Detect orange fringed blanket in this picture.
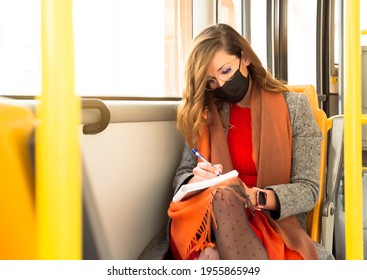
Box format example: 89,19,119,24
168,179,303,260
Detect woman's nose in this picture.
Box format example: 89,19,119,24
217,79,225,87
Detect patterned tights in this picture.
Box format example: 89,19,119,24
198,187,268,260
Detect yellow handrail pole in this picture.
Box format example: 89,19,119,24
343,0,364,259
36,0,81,259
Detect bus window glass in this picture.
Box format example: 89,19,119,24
334,0,340,66
0,0,41,96
74,0,165,97
218,0,242,34
192,0,215,38
0,0,190,98
249,0,267,71
287,0,317,86
362,0,367,46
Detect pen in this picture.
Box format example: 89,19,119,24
191,148,222,176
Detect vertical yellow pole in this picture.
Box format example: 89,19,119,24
37,0,81,259
343,0,364,259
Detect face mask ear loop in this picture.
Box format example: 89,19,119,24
239,50,244,71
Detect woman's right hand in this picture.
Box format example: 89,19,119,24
189,162,223,183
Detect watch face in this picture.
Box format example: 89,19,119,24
258,191,267,206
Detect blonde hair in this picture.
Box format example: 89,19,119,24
177,23,287,147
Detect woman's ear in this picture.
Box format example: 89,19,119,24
241,50,250,66
241,50,245,59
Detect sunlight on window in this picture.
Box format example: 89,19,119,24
218,0,242,34
0,0,41,95
0,0,184,98
362,0,367,46
249,0,267,70
74,0,165,97
287,0,317,86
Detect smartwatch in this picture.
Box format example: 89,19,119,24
256,189,267,206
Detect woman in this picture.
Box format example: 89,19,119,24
139,23,330,260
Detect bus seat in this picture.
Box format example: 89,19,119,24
286,85,330,243
0,98,36,259
324,115,344,257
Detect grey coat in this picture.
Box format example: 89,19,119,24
139,92,334,260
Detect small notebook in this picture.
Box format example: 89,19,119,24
172,170,239,202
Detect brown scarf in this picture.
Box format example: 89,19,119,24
200,82,318,259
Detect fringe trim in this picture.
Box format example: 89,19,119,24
185,197,214,258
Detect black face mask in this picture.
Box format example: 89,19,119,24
210,70,249,104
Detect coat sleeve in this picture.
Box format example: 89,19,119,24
267,92,322,220
172,142,197,195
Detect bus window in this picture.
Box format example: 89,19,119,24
0,0,41,96
0,0,190,98
217,0,243,34
192,0,243,38
74,0,165,98
249,0,268,72
287,0,317,86
362,0,367,46
192,0,216,38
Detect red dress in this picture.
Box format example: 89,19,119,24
227,104,257,186
227,105,264,242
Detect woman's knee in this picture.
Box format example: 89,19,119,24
198,246,220,260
